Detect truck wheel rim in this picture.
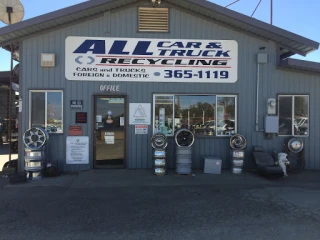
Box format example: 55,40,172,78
175,129,194,147
288,137,303,153
151,133,168,149
23,127,49,149
230,134,247,150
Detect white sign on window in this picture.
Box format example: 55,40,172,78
104,132,114,144
66,136,89,164
65,37,238,83
120,117,125,126
129,103,151,125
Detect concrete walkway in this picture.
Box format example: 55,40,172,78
0,140,319,190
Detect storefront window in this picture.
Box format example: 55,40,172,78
153,94,237,136
278,95,309,136
175,95,215,136
153,95,174,136
216,96,236,136
30,90,63,133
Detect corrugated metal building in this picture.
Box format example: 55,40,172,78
0,0,319,172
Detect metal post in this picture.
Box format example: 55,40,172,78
270,0,273,25
8,44,13,162
8,9,13,162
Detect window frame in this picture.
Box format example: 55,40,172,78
153,93,237,137
29,90,64,134
277,94,309,137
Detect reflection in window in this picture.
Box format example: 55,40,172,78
278,96,292,135
175,95,215,136
31,92,45,129
30,91,63,133
153,94,237,137
154,95,174,136
278,95,308,136
216,97,236,136
294,96,309,136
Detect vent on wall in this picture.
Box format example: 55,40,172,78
139,7,169,32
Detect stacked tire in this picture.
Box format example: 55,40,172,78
151,133,168,175
23,127,49,180
175,129,194,174
229,134,247,174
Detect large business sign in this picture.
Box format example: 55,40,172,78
65,37,238,83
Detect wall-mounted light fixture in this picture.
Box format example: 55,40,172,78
41,53,56,67
151,0,161,7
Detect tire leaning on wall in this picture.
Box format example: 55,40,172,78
175,129,195,147
151,133,168,149
175,129,195,174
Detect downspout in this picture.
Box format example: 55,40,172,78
255,63,260,131
255,52,268,132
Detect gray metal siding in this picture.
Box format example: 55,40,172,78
19,4,320,171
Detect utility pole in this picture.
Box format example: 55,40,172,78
270,0,273,25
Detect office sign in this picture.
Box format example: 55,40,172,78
65,37,238,83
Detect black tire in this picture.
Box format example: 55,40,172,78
284,138,305,173
2,159,18,173
175,129,194,147
287,137,304,153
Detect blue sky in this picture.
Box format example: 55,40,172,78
0,0,319,71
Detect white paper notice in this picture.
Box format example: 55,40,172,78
120,117,124,126
66,136,89,164
104,132,115,144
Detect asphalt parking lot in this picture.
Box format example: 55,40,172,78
0,168,320,240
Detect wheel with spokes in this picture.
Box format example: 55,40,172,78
230,134,247,150
23,127,49,149
151,133,168,149
175,129,194,147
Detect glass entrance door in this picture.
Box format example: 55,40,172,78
94,96,126,168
